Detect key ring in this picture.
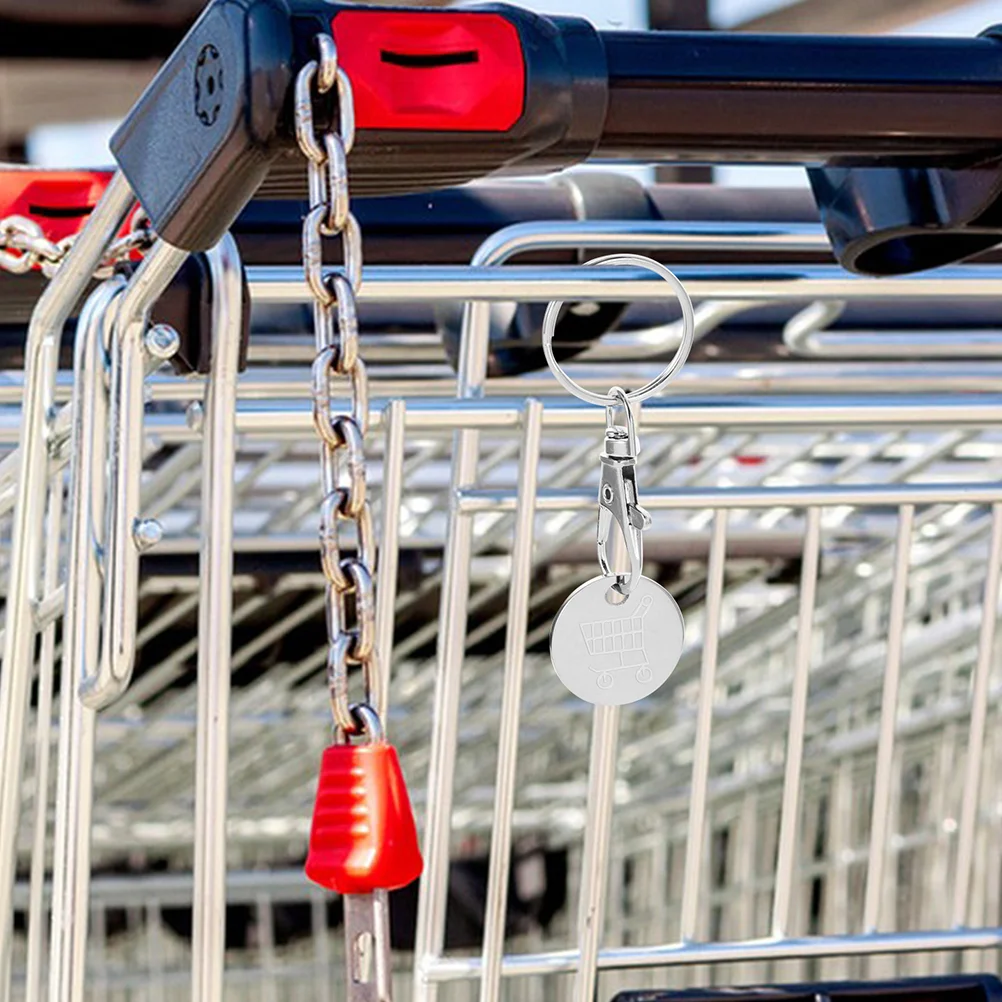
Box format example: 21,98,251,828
545,253,688,706
541,253,695,407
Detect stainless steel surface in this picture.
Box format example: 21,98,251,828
248,263,1002,305
79,239,189,710
191,233,242,1002
479,399,543,1002
4,214,1002,1000
24,471,61,1002
0,170,134,997
48,278,123,1002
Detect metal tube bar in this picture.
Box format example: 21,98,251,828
47,278,123,1002
109,395,1002,441
5,391,1002,451
374,399,407,723
92,361,1002,406
573,703,621,1002
461,482,1002,511
83,240,190,709
951,502,1002,927
423,927,1002,981
679,509,729,942
247,263,1002,305
191,233,242,1002
862,504,915,933
479,399,544,1002
426,221,829,265
413,234,515,1002
47,250,190,1001
0,172,133,993
770,505,821,938
24,471,63,1002
79,363,1002,402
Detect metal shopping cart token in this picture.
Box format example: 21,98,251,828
550,574,684,706
544,254,692,706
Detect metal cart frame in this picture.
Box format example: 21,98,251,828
5,3,1002,1000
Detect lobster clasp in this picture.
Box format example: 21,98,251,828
597,389,651,597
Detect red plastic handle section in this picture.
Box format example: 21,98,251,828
331,10,525,132
306,741,423,895
0,170,114,242
0,169,144,269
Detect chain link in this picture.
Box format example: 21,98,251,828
295,34,380,742
0,207,154,280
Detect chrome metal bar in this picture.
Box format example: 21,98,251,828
862,504,914,933
463,482,1002,512
951,501,1002,927
573,703,621,1002
680,509,729,942
24,470,63,1002
191,233,242,1002
771,505,821,938
79,361,1002,406
0,172,133,994
421,221,832,261
137,395,1002,439
375,399,407,722
47,277,124,1002
479,400,544,1002
48,244,190,1002
248,263,1002,306
413,235,503,1002
423,927,1002,981
82,240,190,710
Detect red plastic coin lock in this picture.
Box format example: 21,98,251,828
305,741,423,895
0,169,143,267
331,10,525,132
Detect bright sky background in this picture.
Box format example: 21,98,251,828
26,0,999,188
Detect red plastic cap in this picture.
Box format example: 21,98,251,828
331,10,525,132
306,742,423,895
0,170,112,243
0,169,143,268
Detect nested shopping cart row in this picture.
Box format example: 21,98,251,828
0,216,1000,999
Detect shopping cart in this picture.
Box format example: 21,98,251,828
581,596,655,689
4,3,1002,1002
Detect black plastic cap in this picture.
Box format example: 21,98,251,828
111,0,293,252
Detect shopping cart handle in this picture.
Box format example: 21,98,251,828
110,0,1002,255
110,0,606,251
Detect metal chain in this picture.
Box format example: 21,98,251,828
295,33,381,743
0,208,153,279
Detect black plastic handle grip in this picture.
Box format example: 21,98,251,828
111,0,605,251
110,0,1002,270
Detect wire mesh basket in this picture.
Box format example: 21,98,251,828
3,189,1002,1002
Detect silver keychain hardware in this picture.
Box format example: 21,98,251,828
598,386,651,598
540,252,695,408
544,254,693,705
550,574,684,706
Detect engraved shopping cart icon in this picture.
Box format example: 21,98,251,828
579,594,654,690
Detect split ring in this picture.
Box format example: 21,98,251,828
541,253,695,407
